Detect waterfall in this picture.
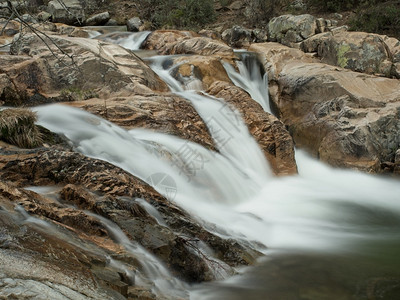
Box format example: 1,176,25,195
32,35,400,299
223,51,271,112
95,31,151,51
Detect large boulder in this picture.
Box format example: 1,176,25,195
317,32,392,76
47,0,86,25
158,36,234,57
252,42,400,173
171,55,233,90
268,14,317,47
2,33,168,105
143,30,197,52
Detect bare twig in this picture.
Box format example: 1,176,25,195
6,0,80,71
56,0,82,26
178,234,230,275
0,11,15,36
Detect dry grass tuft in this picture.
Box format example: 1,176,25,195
0,108,43,148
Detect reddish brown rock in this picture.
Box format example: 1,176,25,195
207,81,297,176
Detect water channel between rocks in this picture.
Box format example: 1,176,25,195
27,31,400,299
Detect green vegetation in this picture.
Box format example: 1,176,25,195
60,87,98,101
138,0,216,29
0,108,43,148
349,3,400,37
308,0,361,12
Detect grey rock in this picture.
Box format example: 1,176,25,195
85,11,110,26
47,0,85,25
105,18,118,26
37,11,52,22
268,14,317,44
252,28,268,43
127,17,142,32
222,25,252,48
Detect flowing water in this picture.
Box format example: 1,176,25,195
32,35,400,299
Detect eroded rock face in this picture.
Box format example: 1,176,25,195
207,81,297,175
69,93,216,151
2,33,167,105
265,60,400,172
0,149,262,286
251,42,400,173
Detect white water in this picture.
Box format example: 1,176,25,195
86,212,188,298
94,31,151,50
222,51,271,112
32,37,400,298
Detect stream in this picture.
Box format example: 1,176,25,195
32,31,400,299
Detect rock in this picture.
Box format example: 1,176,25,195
207,81,297,176
270,61,400,172
143,30,196,52
395,149,400,174
382,36,400,78
301,32,331,53
318,31,392,76
37,11,52,22
0,149,261,281
161,36,234,57
252,42,400,173
85,11,110,26
19,14,38,24
268,14,317,46
47,0,85,25
4,33,167,105
171,55,232,90
127,17,142,32
248,43,316,82
105,18,118,26
69,93,216,150
198,29,221,40
316,18,327,33
222,25,252,48
0,182,127,299
252,28,268,43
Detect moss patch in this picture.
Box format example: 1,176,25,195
337,44,351,68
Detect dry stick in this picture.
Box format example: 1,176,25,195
6,1,81,71
0,11,15,36
178,234,230,275
56,0,82,26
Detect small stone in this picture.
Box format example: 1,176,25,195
37,11,52,22
105,19,118,26
85,12,110,26
127,17,142,32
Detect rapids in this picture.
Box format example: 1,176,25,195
32,32,400,299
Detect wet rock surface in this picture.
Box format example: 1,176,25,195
0,148,262,297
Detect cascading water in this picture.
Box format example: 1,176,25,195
222,51,271,112
95,31,152,51
32,35,400,299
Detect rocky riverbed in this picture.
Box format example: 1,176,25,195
1,6,400,299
